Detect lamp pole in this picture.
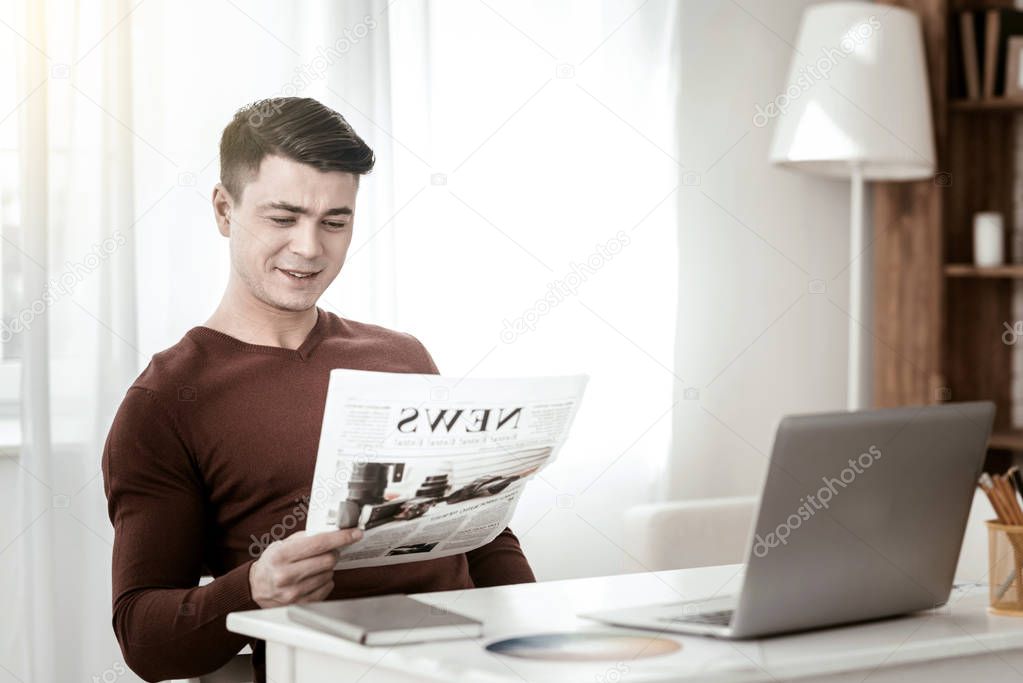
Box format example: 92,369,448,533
847,162,870,411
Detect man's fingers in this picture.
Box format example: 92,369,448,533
278,552,339,585
289,571,335,602
294,577,335,604
280,528,363,562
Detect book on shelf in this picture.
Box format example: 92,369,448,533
960,11,981,100
954,9,1023,101
985,8,1023,99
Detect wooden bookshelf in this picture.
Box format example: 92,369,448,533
875,0,1018,467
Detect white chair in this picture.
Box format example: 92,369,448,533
178,650,252,683
623,497,758,571
624,492,993,582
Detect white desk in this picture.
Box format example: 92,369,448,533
227,564,1023,682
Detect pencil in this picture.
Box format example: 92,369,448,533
998,475,1023,525
980,475,1012,525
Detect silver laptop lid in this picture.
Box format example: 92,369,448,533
731,401,995,638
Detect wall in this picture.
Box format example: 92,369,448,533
670,0,858,500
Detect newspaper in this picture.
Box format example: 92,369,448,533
305,369,589,569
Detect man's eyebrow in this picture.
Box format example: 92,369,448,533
261,201,353,216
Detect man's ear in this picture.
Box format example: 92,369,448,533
212,183,234,237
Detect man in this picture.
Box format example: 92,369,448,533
101,97,535,683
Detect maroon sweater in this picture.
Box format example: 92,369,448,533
101,307,535,682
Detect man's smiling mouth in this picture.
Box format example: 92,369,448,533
277,268,322,281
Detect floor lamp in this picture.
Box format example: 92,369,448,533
769,2,936,411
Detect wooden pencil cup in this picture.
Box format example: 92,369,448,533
987,520,1023,615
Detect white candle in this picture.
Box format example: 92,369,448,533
974,212,1005,267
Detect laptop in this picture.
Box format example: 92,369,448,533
582,402,995,639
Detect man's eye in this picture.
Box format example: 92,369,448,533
324,222,348,230
269,217,294,225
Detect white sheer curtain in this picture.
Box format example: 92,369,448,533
4,0,139,680
3,0,679,679
368,1,681,581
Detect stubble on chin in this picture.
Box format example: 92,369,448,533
239,267,314,314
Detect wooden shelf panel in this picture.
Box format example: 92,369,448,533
990,431,1023,450
945,264,1023,277
950,98,1023,112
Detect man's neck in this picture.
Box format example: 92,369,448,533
204,287,318,351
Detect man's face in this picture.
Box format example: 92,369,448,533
219,154,359,313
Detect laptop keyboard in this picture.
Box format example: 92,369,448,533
664,609,734,626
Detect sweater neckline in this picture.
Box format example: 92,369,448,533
189,307,327,360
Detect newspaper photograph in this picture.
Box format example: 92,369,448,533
305,369,589,569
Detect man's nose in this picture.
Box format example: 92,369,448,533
289,221,324,260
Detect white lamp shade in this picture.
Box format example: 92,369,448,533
769,2,936,181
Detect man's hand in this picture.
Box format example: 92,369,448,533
249,528,363,608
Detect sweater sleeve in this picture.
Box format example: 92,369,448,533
102,386,260,682
466,527,537,587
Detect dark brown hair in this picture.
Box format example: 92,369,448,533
219,97,375,201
